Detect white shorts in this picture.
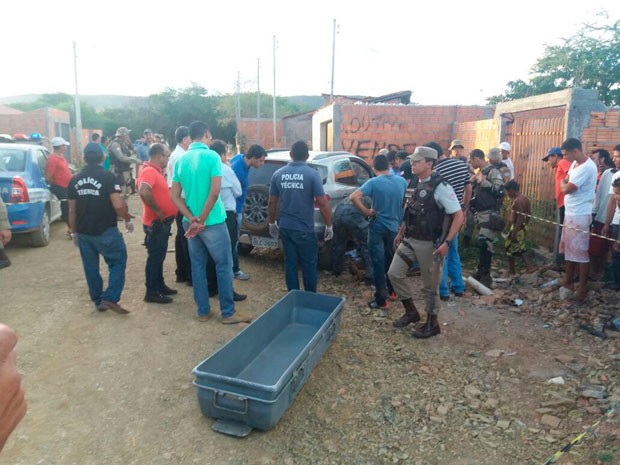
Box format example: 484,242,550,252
559,214,591,263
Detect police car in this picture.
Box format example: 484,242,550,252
0,143,62,246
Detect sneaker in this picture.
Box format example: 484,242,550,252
388,292,398,301
234,270,250,280
440,295,450,302
197,313,214,322
144,293,173,304
221,310,253,324
368,300,388,310
160,284,178,295
99,300,130,314
233,291,247,302
453,291,464,297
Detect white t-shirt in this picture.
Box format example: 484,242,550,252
504,157,515,181
220,163,242,212
609,170,620,225
564,158,597,216
167,144,186,188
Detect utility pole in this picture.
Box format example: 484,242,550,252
273,35,277,148
330,19,337,102
257,58,260,144
73,41,83,163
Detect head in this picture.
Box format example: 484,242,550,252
246,144,267,168
560,138,583,163
372,154,390,173
499,142,511,159
83,142,105,165
51,137,70,155
505,180,520,199
423,141,443,159
115,127,132,142
210,139,227,161
188,121,211,142
613,177,620,201
148,143,170,169
487,147,502,165
591,149,614,172
408,146,437,178
469,149,486,170
91,133,100,143
174,126,191,149
386,150,398,169
290,140,309,162
101,135,109,145
154,134,162,144
543,147,563,169
143,129,154,145
613,144,620,169
395,150,408,168
449,139,464,159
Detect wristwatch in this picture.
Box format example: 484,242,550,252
444,239,452,247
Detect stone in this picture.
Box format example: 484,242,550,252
518,272,539,286
484,398,499,409
496,420,511,430
437,404,451,416
555,354,576,364
465,385,483,398
540,398,574,408
540,414,562,429
485,349,504,357
535,408,555,414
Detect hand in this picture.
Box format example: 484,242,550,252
0,324,27,452
324,225,334,241
602,225,610,237
70,232,79,248
125,220,135,233
394,233,403,250
367,208,377,218
269,222,279,239
433,241,449,259
0,229,11,246
156,211,166,221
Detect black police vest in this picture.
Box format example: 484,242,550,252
404,172,446,241
109,139,131,171
473,162,507,211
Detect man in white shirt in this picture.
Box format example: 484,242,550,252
167,126,193,284
602,145,620,290
499,142,515,181
559,138,597,302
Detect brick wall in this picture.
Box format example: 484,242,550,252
237,119,285,151
337,104,492,160
581,110,620,153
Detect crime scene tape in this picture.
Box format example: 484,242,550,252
541,403,618,465
512,210,620,246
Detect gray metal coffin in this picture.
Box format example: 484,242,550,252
192,290,345,431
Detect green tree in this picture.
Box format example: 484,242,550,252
487,14,620,106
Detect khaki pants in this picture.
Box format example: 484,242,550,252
475,210,497,253
387,237,442,314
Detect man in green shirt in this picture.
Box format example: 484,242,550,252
171,121,251,324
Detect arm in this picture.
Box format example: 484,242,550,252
602,193,617,235
0,198,10,246
171,182,199,223
268,195,279,224
110,193,131,222
462,182,472,211
0,323,27,452
197,177,221,224
45,160,55,185
139,183,165,221
316,195,332,227
560,178,578,195
433,209,464,258
109,143,140,164
230,170,242,199
68,199,77,234
350,189,374,217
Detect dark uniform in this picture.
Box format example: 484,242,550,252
108,128,140,198
332,202,373,281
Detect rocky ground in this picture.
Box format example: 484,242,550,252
1,200,619,464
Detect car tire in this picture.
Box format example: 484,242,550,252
31,207,51,247
238,243,254,256
241,185,272,235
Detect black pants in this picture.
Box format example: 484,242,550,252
207,211,238,295
49,184,68,225
174,212,192,282
144,220,172,295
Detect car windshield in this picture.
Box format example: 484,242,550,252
0,149,27,172
248,161,328,185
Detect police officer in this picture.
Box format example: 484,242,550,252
469,148,510,287
387,146,464,339
108,127,141,198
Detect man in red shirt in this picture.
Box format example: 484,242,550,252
137,143,178,304
543,147,572,268
46,137,73,231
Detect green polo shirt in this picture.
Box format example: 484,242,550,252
172,142,226,225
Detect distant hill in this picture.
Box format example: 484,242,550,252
0,94,324,112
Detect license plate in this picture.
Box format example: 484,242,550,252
251,236,279,248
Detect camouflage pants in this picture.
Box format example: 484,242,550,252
475,210,498,253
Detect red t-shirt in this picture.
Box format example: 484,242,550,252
136,162,177,226
46,154,72,188
555,158,572,208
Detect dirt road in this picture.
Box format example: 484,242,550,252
1,200,619,464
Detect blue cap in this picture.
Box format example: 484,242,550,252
84,142,103,156
542,147,562,161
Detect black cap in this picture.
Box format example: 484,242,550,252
84,142,103,156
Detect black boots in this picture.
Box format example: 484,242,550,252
411,314,441,339
474,249,493,287
0,248,10,270
393,298,421,328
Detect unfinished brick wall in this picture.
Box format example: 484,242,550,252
237,119,285,151
581,111,620,153
337,104,491,160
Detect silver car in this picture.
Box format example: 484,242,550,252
238,150,374,269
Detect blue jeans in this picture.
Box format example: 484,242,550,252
184,221,234,318
77,227,127,306
280,228,319,292
439,232,465,297
144,220,172,295
368,222,397,305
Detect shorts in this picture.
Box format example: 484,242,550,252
559,214,591,263
588,221,609,257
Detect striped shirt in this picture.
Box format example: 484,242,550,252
434,158,470,206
